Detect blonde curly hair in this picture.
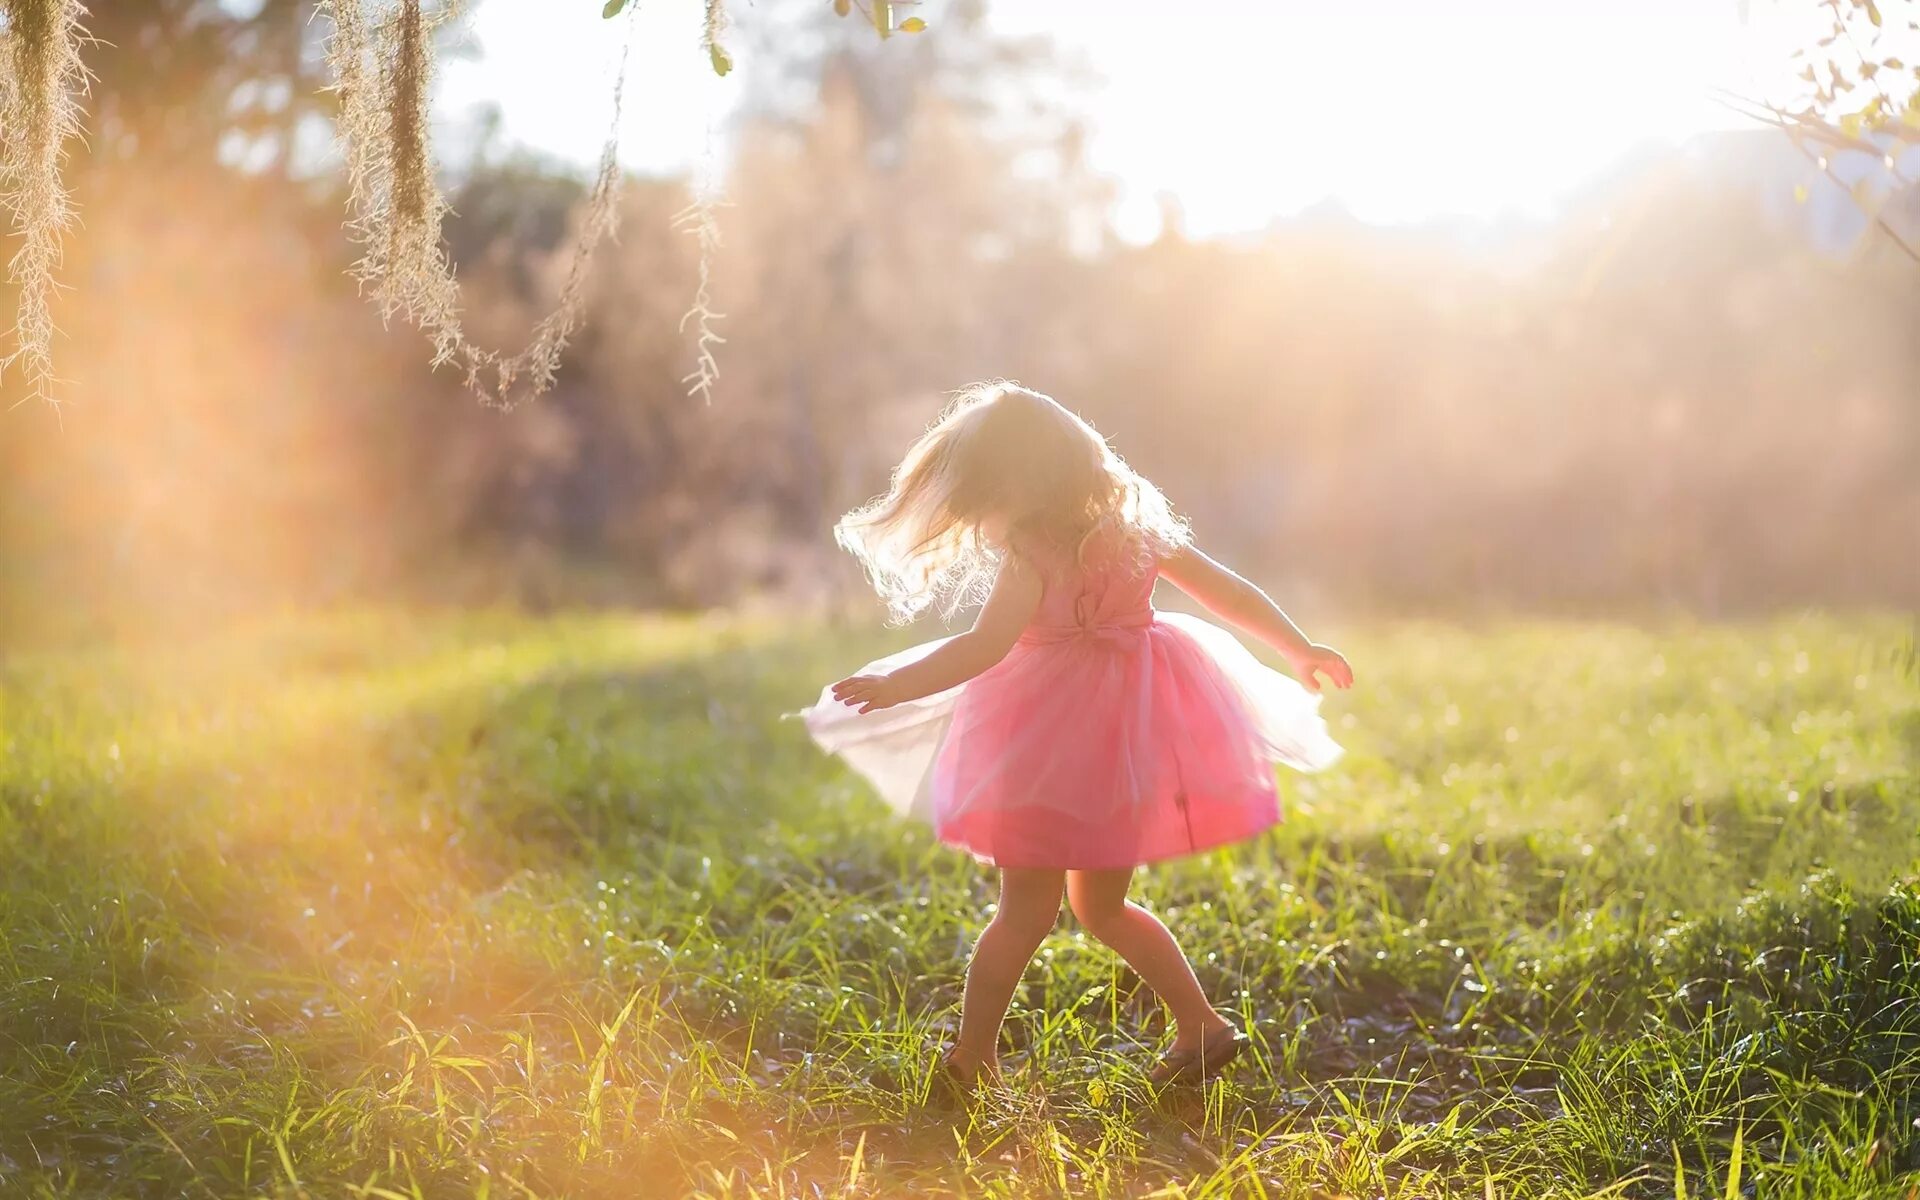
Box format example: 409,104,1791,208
837,382,1189,622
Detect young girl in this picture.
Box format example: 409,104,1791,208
804,382,1351,1088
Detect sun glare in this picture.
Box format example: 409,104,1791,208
439,0,1821,240
1005,0,1824,235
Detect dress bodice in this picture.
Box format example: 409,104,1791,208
1018,552,1159,647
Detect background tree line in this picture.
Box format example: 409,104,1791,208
0,1,1914,642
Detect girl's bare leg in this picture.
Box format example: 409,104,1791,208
950,866,1066,1075
1066,867,1236,1051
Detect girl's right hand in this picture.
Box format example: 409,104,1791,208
831,673,904,713
1288,644,1353,693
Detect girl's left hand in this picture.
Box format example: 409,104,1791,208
832,673,904,713
1289,643,1354,693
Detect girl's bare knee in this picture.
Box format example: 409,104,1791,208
1065,869,1132,934
995,907,1060,945
1066,891,1128,936
995,869,1065,942
1068,896,1128,936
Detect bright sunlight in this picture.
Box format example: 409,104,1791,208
441,0,1829,234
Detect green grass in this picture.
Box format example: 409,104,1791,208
1,609,1916,1198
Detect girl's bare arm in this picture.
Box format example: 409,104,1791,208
831,560,1043,712
1158,543,1353,692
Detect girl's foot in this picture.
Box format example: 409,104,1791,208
935,1045,1000,1095
1169,1010,1239,1055
1150,1017,1249,1086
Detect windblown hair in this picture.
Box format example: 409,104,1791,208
837,382,1189,622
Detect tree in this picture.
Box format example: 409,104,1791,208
1,0,1909,411
86,0,331,175
1721,0,1920,259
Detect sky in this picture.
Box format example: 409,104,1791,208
434,0,1828,241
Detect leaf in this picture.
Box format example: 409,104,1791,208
899,16,927,31
846,1131,868,1191
602,0,627,16
833,0,850,13
1723,1123,1744,1200
1866,0,1882,26
1794,183,1810,204
709,43,733,76
274,1135,300,1189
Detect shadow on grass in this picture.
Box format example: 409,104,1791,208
0,625,831,1195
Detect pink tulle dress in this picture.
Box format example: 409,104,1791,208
803,547,1342,870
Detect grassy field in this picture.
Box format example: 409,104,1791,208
1,610,1916,1198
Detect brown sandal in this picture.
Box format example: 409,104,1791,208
1148,1026,1250,1086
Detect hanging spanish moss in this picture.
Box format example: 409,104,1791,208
325,0,634,409
387,0,431,227
679,1,729,402
0,0,87,409
674,183,726,405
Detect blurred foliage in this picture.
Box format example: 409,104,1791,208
85,0,331,171
0,3,1916,641
1794,0,1919,138
603,0,932,50
1,0,1916,409
1722,0,1920,257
